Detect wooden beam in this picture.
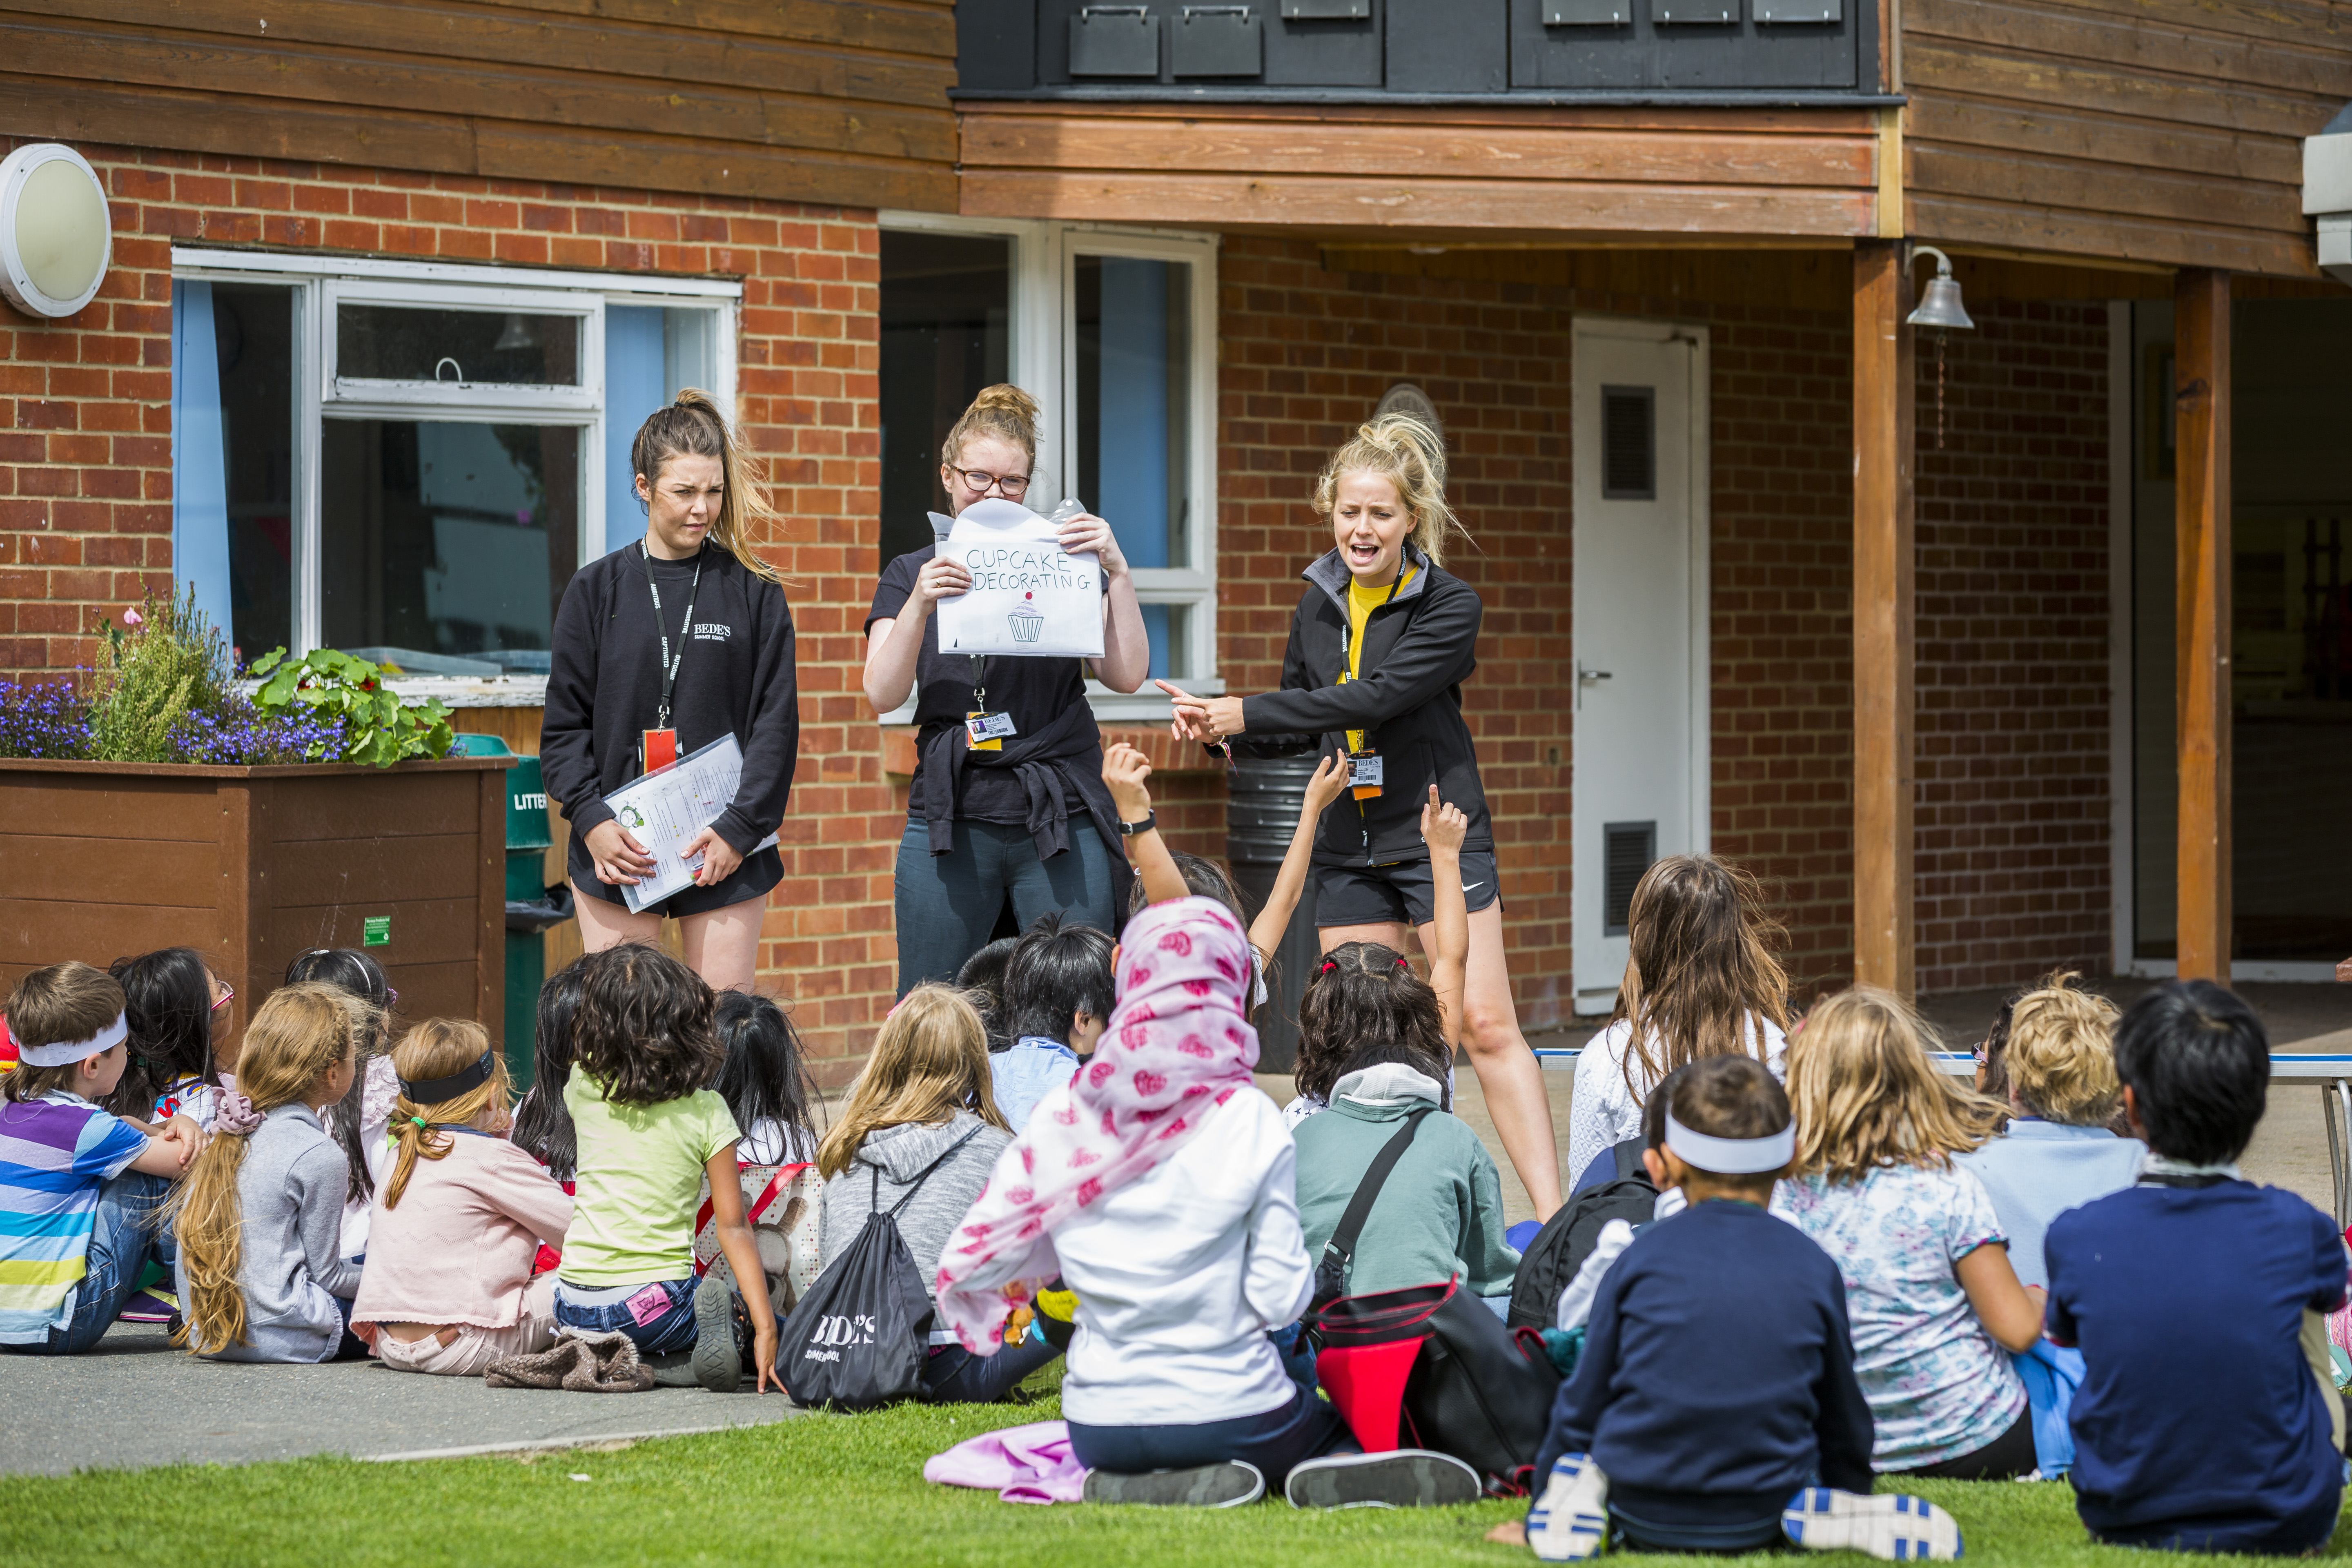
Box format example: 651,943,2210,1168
1853,238,1916,998
2174,267,2232,982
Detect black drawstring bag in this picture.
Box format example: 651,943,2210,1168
779,1127,982,1410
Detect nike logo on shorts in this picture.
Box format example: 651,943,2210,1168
1462,882,1486,895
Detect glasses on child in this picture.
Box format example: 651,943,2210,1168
210,982,234,1013
954,468,1031,499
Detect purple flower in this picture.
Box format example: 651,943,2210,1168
0,681,92,760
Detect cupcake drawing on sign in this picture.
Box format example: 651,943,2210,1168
1008,591,1045,645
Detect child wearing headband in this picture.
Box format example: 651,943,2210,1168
1506,1054,1959,1562
0,962,197,1354
352,1020,573,1376
1771,987,2042,1480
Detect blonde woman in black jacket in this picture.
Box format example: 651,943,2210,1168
1161,415,1561,1218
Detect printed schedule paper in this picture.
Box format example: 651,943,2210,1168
928,498,1105,659
602,732,780,913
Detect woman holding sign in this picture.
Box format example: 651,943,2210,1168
542,394,799,993
865,385,1149,995
1158,415,1562,1217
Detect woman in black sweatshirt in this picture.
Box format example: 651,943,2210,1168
1160,414,1561,1218
541,393,798,992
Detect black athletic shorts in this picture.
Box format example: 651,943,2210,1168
1313,850,1501,929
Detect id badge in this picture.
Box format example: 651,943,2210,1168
965,711,1017,751
1348,750,1384,800
641,728,678,772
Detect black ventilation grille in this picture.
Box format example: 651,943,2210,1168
1603,820,1656,936
1601,385,1656,501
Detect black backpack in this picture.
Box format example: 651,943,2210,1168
779,1127,982,1410
1506,1138,1657,1330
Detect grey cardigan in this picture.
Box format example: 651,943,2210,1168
176,1102,363,1362
817,1111,1009,1305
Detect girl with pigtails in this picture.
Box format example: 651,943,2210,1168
1161,414,1564,1218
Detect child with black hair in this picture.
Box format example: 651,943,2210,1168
713,991,820,1164
991,915,1114,1132
282,947,397,1259
510,956,592,1185
1503,1054,1958,1563
956,937,1022,1053
2046,979,2348,1556
105,947,232,1131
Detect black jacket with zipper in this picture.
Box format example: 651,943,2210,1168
1233,545,1493,866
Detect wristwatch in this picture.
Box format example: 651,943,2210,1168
1117,812,1158,837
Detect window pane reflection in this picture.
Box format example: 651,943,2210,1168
880,230,1011,566
1076,255,1190,571
1140,603,1190,681
338,305,581,386
213,282,296,665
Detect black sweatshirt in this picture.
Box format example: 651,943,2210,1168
1234,545,1493,865
1534,1200,1875,1511
542,541,799,862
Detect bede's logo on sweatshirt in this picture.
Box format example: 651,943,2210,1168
692,621,733,641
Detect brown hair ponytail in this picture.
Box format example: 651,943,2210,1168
1312,413,1467,568
382,1018,510,1210
939,383,1043,474
630,390,784,585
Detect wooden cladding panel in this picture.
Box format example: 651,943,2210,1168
1901,0,2351,276
0,835,219,908
16,0,956,212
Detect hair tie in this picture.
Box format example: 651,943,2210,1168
1317,958,1338,975
1394,955,1411,971
410,1116,429,1131
214,1090,263,1137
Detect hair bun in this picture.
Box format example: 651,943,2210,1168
940,384,1044,473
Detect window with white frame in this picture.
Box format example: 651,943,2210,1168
168,249,737,692
877,215,1218,707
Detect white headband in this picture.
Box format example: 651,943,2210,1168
18,1011,129,1069
1664,1109,1795,1176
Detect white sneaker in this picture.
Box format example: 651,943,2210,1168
1782,1488,1964,1560
1525,1451,1609,1560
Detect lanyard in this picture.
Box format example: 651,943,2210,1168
643,541,704,731
1346,555,1410,677
970,654,989,715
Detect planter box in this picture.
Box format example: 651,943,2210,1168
0,755,516,1052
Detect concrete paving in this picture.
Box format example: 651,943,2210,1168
0,1323,801,1477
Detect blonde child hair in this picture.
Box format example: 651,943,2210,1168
817,984,1007,1180
940,383,1043,473
2002,972,2122,1127
1612,855,1791,1098
630,390,782,585
1312,412,1467,567
1785,986,2004,1184
381,1019,512,1209
167,983,365,1353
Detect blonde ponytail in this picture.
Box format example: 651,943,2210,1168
629,390,785,586
940,383,1042,473
167,984,364,1354
382,1019,510,1210
1313,413,1468,568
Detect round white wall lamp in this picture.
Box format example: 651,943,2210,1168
1375,381,1443,442
0,144,111,320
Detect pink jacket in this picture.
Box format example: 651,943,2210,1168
352,1131,572,1330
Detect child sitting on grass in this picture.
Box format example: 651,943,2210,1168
1292,791,1517,1314
170,983,372,1362
352,1019,572,1376
552,945,782,1394
989,915,1115,1133
2047,979,2348,1555
1773,987,2044,1479
1500,1055,1958,1562
937,897,1479,1511
0,963,196,1355
714,991,821,1165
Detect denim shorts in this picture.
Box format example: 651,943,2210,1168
552,1278,699,1356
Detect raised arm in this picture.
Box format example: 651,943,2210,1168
1103,742,1187,904
863,554,971,714
1057,512,1148,695
1419,786,1470,1051
1247,752,1345,960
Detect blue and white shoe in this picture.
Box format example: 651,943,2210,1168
1525,1451,1609,1560
1782,1488,1963,1560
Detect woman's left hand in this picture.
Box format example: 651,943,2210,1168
683,826,745,888
1156,681,1246,741
1057,512,1127,580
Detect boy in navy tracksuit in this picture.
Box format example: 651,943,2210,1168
1503,1056,1960,1562
2046,980,2348,1555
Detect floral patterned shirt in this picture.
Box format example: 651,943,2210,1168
1773,1161,2027,1470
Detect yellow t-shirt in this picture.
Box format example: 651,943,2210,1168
560,1074,742,1286
1345,567,1417,754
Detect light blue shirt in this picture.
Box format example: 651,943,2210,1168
1954,1119,2147,1288
989,1038,1082,1133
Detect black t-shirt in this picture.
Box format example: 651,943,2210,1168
867,546,1099,824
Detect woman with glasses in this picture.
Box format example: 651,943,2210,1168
863,384,1150,993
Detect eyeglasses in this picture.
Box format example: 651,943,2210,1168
952,468,1031,499
210,982,234,1013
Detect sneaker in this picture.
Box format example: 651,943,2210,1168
1285,1449,1481,1510
1782,1488,1963,1561
1526,1451,1610,1561
1083,1461,1266,1508
645,1350,700,1388
690,1276,742,1393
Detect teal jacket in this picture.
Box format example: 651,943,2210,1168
1293,1065,1520,1300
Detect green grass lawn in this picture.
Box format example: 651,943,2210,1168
3,1388,2347,1568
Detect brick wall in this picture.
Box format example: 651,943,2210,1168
1911,300,2114,993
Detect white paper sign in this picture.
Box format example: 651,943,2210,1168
929,498,1105,659
601,733,780,914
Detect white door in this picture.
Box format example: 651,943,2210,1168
1571,319,1709,1015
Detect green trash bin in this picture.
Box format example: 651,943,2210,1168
452,734,573,1090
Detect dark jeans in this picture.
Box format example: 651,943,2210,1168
895,817,1120,995
327,1289,371,1363
1609,1485,1794,1554
552,1278,700,1356
1,1170,174,1356
1891,1408,2037,1481
1067,1385,1358,1488
923,1336,1062,1403
2092,1485,2343,1558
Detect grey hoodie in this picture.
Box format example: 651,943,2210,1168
816,1111,1009,1305
176,1102,363,1363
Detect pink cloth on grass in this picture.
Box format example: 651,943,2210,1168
923,1420,1088,1504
